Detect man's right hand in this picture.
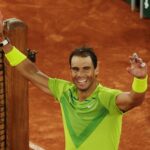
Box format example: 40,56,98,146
0,11,13,53
0,11,51,96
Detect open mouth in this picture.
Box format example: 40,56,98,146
77,79,87,83
76,79,88,88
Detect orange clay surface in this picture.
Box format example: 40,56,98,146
0,0,150,150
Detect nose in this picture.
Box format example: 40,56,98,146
76,69,85,77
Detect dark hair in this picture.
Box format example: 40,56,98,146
69,47,97,68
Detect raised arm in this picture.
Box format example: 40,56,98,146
116,53,148,112
0,12,51,95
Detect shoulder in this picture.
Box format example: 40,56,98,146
48,78,74,101
98,84,122,94
97,84,123,114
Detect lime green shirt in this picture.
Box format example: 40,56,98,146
48,78,123,150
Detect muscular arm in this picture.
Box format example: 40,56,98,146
116,91,145,112
0,13,52,94
3,44,52,95
116,53,148,112
16,59,51,94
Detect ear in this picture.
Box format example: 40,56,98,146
95,61,100,76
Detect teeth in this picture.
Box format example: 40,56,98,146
78,79,86,83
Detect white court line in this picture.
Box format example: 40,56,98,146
29,141,45,150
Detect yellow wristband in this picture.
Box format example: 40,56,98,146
5,46,27,66
132,75,148,93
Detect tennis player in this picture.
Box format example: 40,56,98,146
0,12,148,150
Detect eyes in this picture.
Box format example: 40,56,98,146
71,66,91,73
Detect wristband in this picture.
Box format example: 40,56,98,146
132,75,148,93
5,46,27,66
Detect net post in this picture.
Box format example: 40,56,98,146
3,18,29,150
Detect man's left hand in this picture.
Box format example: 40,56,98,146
127,53,148,78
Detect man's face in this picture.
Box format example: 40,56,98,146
70,56,98,91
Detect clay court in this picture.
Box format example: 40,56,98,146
0,0,150,150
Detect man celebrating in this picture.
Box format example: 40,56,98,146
0,12,148,150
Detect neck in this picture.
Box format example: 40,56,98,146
78,80,98,101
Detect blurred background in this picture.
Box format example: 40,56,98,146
0,0,150,149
